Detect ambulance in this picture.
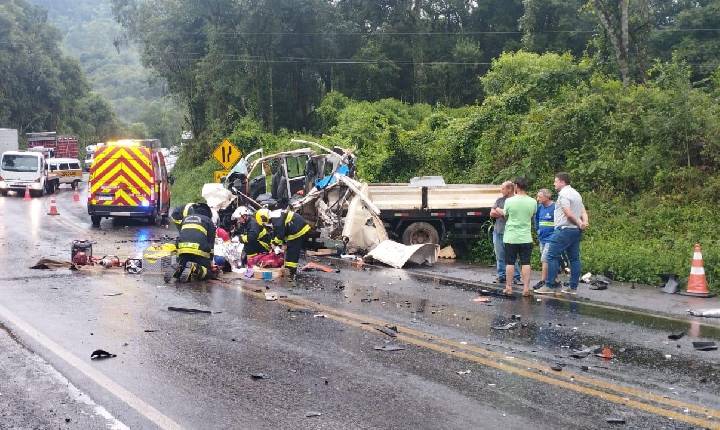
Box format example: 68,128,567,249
87,139,171,227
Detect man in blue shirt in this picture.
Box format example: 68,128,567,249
534,188,555,289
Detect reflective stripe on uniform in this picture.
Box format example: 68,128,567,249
259,240,270,250
285,211,294,225
539,221,554,227
286,224,311,242
240,234,248,243
182,203,192,218
181,223,208,235
285,261,298,268
177,247,211,258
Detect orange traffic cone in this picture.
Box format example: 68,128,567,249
73,188,80,202
47,197,59,216
681,244,715,297
23,186,31,201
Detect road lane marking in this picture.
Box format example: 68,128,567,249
221,282,719,428
0,303,183,430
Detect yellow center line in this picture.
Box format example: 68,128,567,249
222,281,719,429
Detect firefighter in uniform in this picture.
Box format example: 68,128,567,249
256,208,311,280
170,203,199,231
174,203,215,282
232,206,271,262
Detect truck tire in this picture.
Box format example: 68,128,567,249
91,216,101,228
71,180,78,190
402,221,440,245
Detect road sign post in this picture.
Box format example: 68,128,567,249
212,139,241,170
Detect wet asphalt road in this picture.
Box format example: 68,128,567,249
1,185,720,429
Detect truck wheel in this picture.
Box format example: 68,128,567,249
402,222,440,245
91,216,101,228
31,189,43,198
71,181,78,190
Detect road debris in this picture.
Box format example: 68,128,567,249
104,292,123,297
250,373,270,380
313,314,327,318
668,332,685,340
605,417,626,424
90,349,116,360
167,306,212,314
305,411,322,418
265,292,278,301
569,345,601,359
550,364,563,372
374,343,405,352
472,297,491,303
300,262,337,273
456,369,471,375
30,258,75,270
144,329,158,333
692,341,718,351
491,322,518,331
596,346,614,360
375,326,398,337
687,309,720,318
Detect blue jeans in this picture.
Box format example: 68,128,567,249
493,230,520,281
544,228,582,289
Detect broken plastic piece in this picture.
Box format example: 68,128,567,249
687,309,720,318
606,417,626,424
104,292,123,297
472,297,491,303
265,292,278,301
250,373,270,380
693,341,718,351
305,412,322,418
456,369,471,375
300,262,335,273
570,345,601,359
550,364,563,372
313,314,327,318
668,332,685,340
374,343,405,352
167,306,212,314
90,349,116,360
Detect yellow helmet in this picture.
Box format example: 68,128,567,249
255,208,271,225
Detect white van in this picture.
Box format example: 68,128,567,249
0,151,59,197
47,158,83,189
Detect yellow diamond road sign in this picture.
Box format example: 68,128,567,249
214,170,229,183
213,139,241,169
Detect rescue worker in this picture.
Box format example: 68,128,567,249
174,203,215,282
170,203,200,231
232,206,271,262
256,208,311,281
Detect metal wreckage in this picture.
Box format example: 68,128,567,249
202,139,501,268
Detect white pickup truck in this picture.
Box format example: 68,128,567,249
0,151,60,197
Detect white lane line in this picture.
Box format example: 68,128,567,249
0,303,183,430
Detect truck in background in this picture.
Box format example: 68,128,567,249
0,151,60,197
0,129,19,154
87,139,170,227
27,132,79,159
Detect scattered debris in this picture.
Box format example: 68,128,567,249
570,345,601,359
668,332,685,340
374,343,405,352
664,354,672,360
605,417,626,425
90,349,116,360
692,341,718,351
687,309,720,318
375,326,398,337
104,292,123,297
596,346,614,360
364,240,439,269
438,245,456,259
550,364,563,372
313,314,327,318
580,365,590,372
582,273,611,290
250,373,270,380
510,314,522,321
305,411,323,418
167,306,212,314
300,262,337,273
472,297,491,303
661,274,679,294
456,369,471,375
265,292,278,301
491,322,518,331
144,330,157,333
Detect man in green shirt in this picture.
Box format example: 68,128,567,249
502,177,537,296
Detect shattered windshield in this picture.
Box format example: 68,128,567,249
1,154,39,172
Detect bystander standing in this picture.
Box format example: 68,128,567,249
502,177,537,296
490,181,521,285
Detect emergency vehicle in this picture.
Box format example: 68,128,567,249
87,139,171,227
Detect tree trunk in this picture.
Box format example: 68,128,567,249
593,0,630,86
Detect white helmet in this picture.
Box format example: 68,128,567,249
231,206,252,220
